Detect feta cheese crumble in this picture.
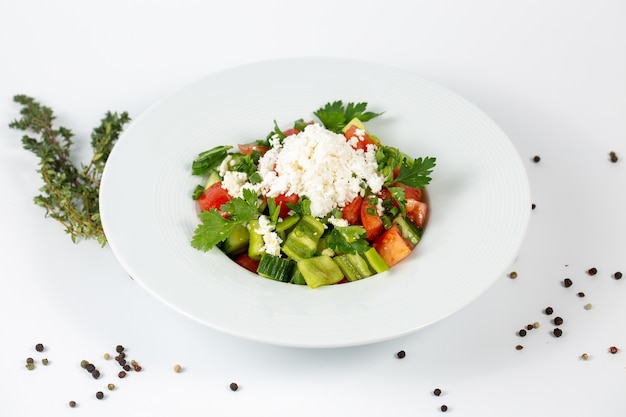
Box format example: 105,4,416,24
257,123,384,218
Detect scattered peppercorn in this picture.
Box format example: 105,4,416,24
118,371,126,378
584,303,592,310
577,292,585,298
533,155,540,163
42,358,49,365
396,350,406,359
134,365,142,372
173,364,182,373
103,353,111,360
441,404,448,412
25,363,35,370
96,391,104,400
526,324,534,331
545,306,554,315
92,369,100,379
515,345,524,350
509,271,518,279
533,322,540,329
615,272,623,280
581,353,589,360
587,267,598,276
553,328,563,337
230,382,239,391
85,363,95,372
68,400,76,408
123,364,131,372
563,278,573,287
433,388,442,396
518,329,527,337
107,383,115,391
610,151,618,163
116,345,124,353
26,357,34,364
35,343,44,352
80,360,88,369
531,203,536,210
609,346,619,354
554,316,564,326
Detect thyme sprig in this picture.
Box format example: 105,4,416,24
9,95,131,246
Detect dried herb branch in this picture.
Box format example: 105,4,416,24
9,95,131,246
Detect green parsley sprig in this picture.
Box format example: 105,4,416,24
314,100,383,133
9,95,130,246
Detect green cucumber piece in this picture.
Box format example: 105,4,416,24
290,269,307,285
257,253,296,282
204,169,222,189
282,216,325,262
298,255,344,288
219,222,249,256
364,247,389,274
275,215,300,233
334,253,373,282
247,219,264,260
393,215,422,247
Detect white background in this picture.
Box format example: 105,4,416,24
1,1,625,415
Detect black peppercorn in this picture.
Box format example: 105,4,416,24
35,343,44,352
118,370,126,378
433,388,442,396
519,329,527,337
545,306,554,315
515,344,524,350
230,382,239,391
441,404,448,412
85,363,95,373
532,155,540,163
587,267,598,276
553,328,563,337
96,391,104,400
554,316,564,326
116,345,124,353
396,350,406,359
615,272,623,280
91,369,100,379
563,278,573,287
68,401,76,408
577,292,585,298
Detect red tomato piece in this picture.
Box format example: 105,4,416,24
197,182,232,214
237,144,269,155
406,199,428,228
360,195,384,241
392,182,422,202
341,195,362,225
273,193,299,218
372,225,414,267
233,253,260,273
344,125,376,151
282,128,300,137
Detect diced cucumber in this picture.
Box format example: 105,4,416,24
393,215,422,247
333,253,373,282
275,215,300,233
290,269,307,285
247,219,264,260
219,222,249,256
257,253,296,282
341,117,368,134
204,169,222,189
364,247,389,274
282,216,325,262
298,255,344,288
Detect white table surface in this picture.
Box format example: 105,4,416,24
1,1,625,415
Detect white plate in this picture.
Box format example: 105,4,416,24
100,58,530,348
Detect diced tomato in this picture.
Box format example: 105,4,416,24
238,144,270,155
372,225,414,267
197,182,232,214
406,199,428,228
282,128,300,137
233,253,260,273
360,195,384,241
273,193,299,218
341,195,362,225
392,182,422,201
377,188,397,208
344,124,376,151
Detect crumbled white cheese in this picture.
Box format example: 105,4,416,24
221,170,249,198
218,155,233,178
257,215,282,256
328,216,349,228
257,123,384,218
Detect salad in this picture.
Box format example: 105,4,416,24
190,101,436,288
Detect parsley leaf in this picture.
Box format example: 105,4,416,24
394,156,437,188
191,209,239,251
314,100,383,133
328,226,370,255
221,189,259,221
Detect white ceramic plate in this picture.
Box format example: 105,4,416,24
100,58,530,348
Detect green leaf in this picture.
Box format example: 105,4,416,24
191,209,239,251
191,145,232,176
313,100,383,133
394,156,437,189
221,192,259,222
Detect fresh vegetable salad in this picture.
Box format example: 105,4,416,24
190,101,436,288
